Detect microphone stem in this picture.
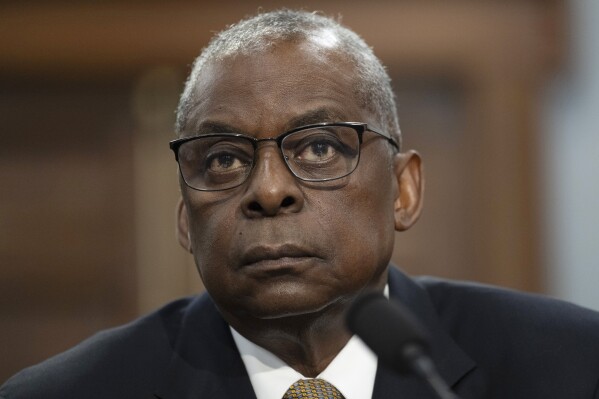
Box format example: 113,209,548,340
403,345,460,399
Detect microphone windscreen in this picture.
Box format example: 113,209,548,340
346,291,430,373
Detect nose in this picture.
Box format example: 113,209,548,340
240,146,304,218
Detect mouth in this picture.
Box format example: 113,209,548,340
240,244,320,271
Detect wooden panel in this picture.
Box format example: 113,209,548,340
0,82,136,381
390,77,472,281
0,1,564,79
130,66,203,313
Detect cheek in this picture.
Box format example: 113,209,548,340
185,197,238,270
318,176,396,275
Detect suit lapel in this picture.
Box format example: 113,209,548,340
373,267,481,398
153,294,256,399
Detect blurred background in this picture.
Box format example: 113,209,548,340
1,0,598,382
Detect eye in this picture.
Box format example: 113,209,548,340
201,139,253,174
206,153,246,172
294,134,343,163
205,150,250,172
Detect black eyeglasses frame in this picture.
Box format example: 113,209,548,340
169,122,399,191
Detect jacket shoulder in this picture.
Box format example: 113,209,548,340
416,276,599,396
0,296,196,399
416,276,599,335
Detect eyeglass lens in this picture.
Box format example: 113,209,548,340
177,125,361,191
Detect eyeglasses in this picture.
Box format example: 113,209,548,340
169,122,399,191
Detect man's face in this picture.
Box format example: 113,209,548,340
178,41,401,323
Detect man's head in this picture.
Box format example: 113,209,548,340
176,9,401,147
172,10,423,331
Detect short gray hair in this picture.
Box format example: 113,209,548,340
175,9,401,146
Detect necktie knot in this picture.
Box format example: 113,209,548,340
282,378,345,399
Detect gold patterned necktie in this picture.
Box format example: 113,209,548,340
282,378,346,399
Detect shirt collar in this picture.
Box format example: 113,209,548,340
231,330,377,399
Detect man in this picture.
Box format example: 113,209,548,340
2,9,599,399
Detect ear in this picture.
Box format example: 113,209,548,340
176,197,193,253
393,150,424,231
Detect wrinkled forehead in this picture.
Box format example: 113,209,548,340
180,40,370,135
197,34,357,87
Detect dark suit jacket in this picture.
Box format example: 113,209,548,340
2,266,599,398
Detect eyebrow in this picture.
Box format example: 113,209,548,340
194,121,241,135
286,108,348,129
193,108,349,136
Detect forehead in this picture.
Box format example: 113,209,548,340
181,41,374,136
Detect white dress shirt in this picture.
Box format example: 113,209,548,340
231,329,377,399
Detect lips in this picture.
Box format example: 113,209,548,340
240,243,319,269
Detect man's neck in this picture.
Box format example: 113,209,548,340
224,305,351,377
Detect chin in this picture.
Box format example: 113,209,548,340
241,290,349,321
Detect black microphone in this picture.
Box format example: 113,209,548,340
346,291,459,399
